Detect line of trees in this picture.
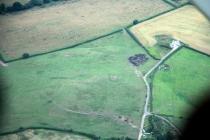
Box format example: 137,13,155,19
10,126,134,140
0,0,61,14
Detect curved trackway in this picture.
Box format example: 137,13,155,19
137,46,181,140
54,102,138,129
151,113,181,135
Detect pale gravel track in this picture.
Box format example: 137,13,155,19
54,103,138,129
0,61,8,67
137,46,181,140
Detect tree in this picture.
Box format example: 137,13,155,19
13,2,23,11
0,3,5,14
133,19,139,25
31,0,44,6
22,53,30,59
43,0,51,3
23,1,34,9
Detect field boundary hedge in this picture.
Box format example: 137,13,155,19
0,0,70,14
155,113,185,119
1,4,190,63
146,46,183,113
148,44,210,120
162,0,177,7
128,3,191,29
124,28,160,60
162,0,191,8
2,29,122,63
126,7,175,29
184,45,210,57
126,3,194,60
0,126,135,140
1,2,193,64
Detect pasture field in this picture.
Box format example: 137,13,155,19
0,31,151,139
0,0,172,61
152,47,210,118
130,5,210,58
0,129,91,140
0,0,30,6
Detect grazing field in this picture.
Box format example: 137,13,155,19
0,32,151,139
130,5,210,58
152,47,210,118
0,0,29,6
0,129,91,140
0,0,172,61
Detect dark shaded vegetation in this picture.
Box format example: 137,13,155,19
107,137,135,140
22,53,30,59
154,35,174,49
0,0,66,13
125,28,160,61
146,35,186,59
4,29,123,63
144,35,173,60
43,0,50,3
142,115,178,140
12,2,23,11
0,127,136,140
0,75,8,131
0,3,5,13
133,19,139,25
162,0,189,7
0,54,4,62
128,54,148,66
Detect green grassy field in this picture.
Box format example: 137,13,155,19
152,47,210,117
0,31,155,138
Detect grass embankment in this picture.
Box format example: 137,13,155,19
152,47,210,117
0,32,153,139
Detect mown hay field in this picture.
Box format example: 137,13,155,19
130,5,210,55
152,47,210,118
0,0,172,61
0,32,151,139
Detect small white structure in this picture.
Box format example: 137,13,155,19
170,40,181,49
0,60,8,67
